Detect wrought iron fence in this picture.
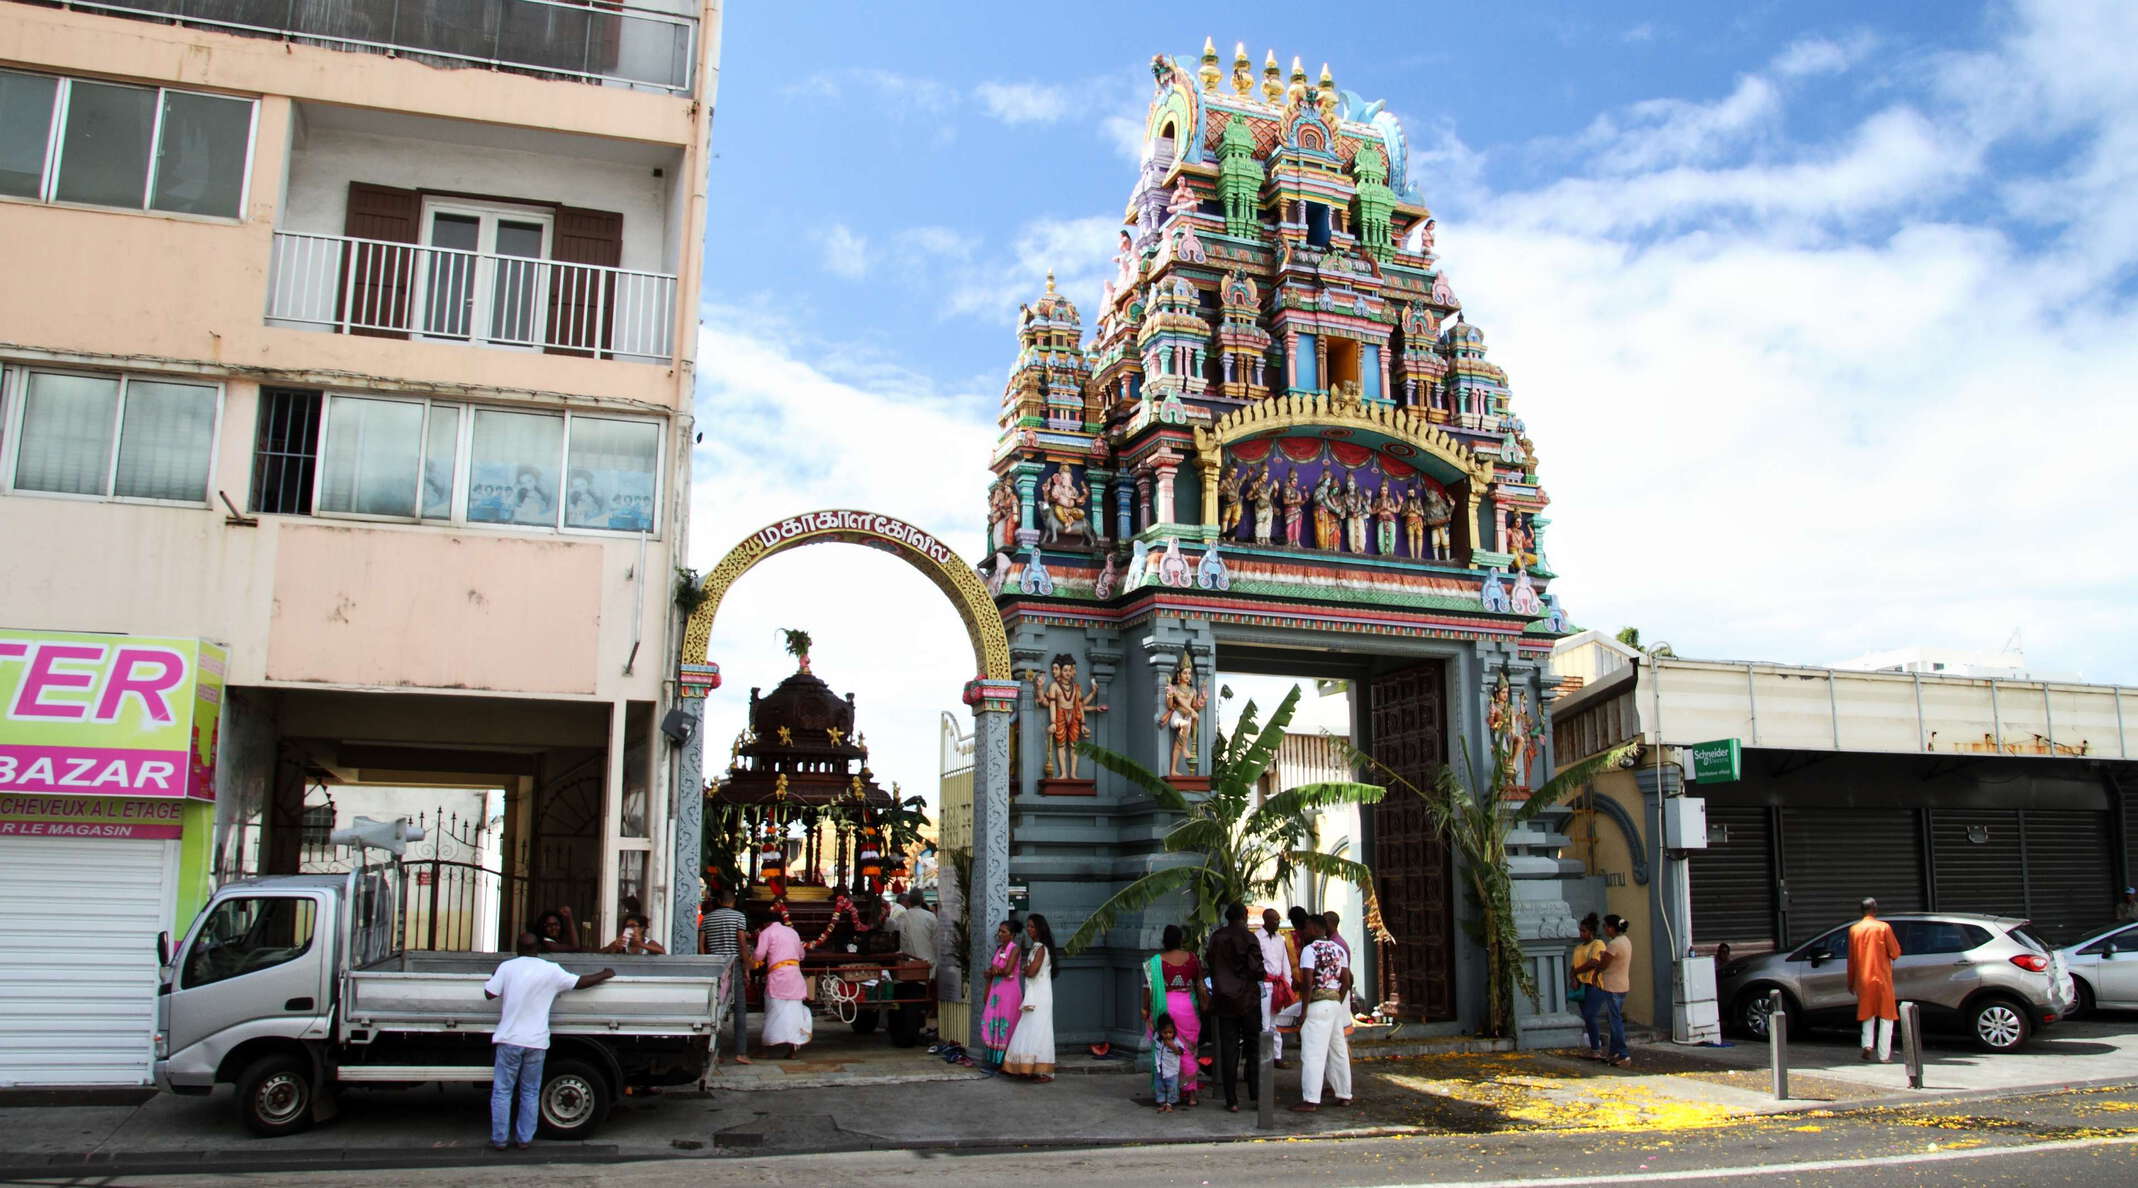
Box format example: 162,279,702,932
266,231,677,361
301,803,521,952
27,0,697,93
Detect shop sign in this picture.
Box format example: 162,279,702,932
0,630,226,800
1687,738,1742,784
0,793,185,839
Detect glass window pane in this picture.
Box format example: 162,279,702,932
489,221,546,345
53,81,154,209
150,91,250,218
564,417,657,531
181,896,317,989
467,409,562,526
115,380,216,501
318,395,423,516
421,403,459,520
0,70,56,199
423,213,479,338
15,372,118,494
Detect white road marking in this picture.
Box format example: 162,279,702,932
1358,1132,2138,1187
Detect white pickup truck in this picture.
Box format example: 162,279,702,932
154,869,730,1138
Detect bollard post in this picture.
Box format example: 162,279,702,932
1900,1000,1923,1089
1256,1027,1276,1129
1768,989,1789,1101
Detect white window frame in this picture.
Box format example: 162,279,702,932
305,392,662,539
0,67,257,222
413,198,555,351
0,364,223,507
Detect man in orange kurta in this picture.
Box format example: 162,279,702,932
1847,897,1903,1062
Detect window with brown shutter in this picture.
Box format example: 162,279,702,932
340,182,420,339
546,206,624,358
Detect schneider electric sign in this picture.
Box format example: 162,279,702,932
0,629,226,800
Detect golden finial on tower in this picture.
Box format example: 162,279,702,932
1317,63,1340,122
1262,50,1282,102
1045,269,1057,294
1198,36,1220,92
1287,56,1309,108
1232,42,1252,96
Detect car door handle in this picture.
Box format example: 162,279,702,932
285,997,315,1011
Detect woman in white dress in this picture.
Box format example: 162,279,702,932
1001,914,1058,1081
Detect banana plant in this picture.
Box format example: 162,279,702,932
1063,684,1391,955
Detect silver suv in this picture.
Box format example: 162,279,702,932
1719,913,2071,1053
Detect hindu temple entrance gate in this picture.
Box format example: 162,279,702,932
1365,661,1457,1021
673,509,1016,1051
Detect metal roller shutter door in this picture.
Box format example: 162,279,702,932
2022,810,2113,943
0,838,173,1087
1779,808,1924,947
1932,810,2026,920
1689,806,1775,946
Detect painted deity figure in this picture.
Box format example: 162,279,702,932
1217,463,1246,537
1425,485,1456,561
987,479,1018,551
1311,470,1342,550
1041,467,1092,547
1507,513,1536,571
1156,652,1208,778
1487,673,1539,791
1280,469,1307,547
1399,485,1426,558
1371,482,1400,555
1342,473,1370,554
1248,467,1278,546
1037,655,1105,780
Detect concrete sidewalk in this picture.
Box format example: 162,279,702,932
4,1017,2136,1177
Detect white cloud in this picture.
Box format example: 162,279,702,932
942,213,1118,326
975,80,1071,124
689,310,998,808
1428,0,2138,683
1771,31,1878,77
1622,23,1657,44
813,223,870,279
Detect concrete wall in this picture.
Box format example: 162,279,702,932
1564,767,1658,1026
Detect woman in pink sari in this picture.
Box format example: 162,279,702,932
1140,924,1204,1106
978,920,1023,1068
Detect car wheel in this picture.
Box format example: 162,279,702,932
537,1058,611,1140
1969,997,2032,1052
1735,986,1795,1041
236,1052,315,1138
2073,977,2096,1019
851,1008,880,1034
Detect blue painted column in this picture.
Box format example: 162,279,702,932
1115,475,1135,540
968,702,1013,1051
666,698,706,955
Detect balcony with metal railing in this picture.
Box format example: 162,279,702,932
19,0,699,94
266,230,677,362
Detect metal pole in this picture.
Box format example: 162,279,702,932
1900,1000,1923,1089
1769,989,1789,1100
1255,1026,1276,1129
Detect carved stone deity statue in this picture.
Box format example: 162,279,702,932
1249,467,1278,546
1156,651,1208,778
1371,482,1400,555
1342,472,1370,553
1399,484,1426,558
987,479,1018,550
1036,654,1105,780
1280,469,1307,547
1425,485,1455,560
1040,467,1093,547
1311,470,1342,549
1217,463,1246,537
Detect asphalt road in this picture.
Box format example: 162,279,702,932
23,1082,2137,1187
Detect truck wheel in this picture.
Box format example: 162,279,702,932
889,1001,925,1047
851,1008,880,1035
537,1058,611,1140
236,1052,315,1138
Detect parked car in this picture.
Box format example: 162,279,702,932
1718,913,2071,1053
2056,920,2138,1016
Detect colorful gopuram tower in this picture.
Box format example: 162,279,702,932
988,44,1579,1048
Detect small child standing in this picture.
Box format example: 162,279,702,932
1151,1014,1184,1112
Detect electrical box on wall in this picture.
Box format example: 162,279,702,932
1663,796,1708,850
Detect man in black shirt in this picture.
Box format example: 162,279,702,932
1204,903,1263,1112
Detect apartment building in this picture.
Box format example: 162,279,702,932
0,0,721,1087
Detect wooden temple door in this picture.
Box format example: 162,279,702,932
1366,660,1456,1021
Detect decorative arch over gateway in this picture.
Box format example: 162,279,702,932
680,509,1014,688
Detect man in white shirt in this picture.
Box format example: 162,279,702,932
1257,908,1296,1064
483,933,614,1150
1291,915,1353,1111
895,890,938,976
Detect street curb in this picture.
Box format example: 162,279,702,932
1759,1073,2138,1116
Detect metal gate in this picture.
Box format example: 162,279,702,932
1779,808,1924,946
1689,805,1775,946
1366,660,1455,1021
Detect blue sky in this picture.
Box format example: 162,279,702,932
690,1,2138,797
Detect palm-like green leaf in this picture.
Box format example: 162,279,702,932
1162,816,1230,856
1511,742,1639,823
1247,780,1386,836
1282,848,1396,944
1076,740,1186,812
1063,863,1207,956
1223,685,1302,796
